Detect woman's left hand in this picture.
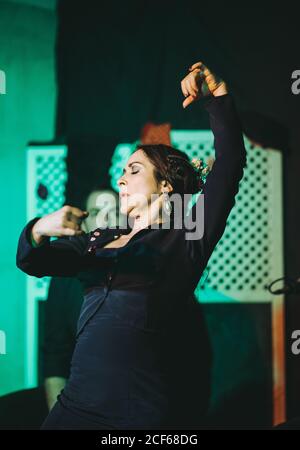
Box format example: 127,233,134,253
181,61,228,108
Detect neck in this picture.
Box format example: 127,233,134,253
129,206,168,233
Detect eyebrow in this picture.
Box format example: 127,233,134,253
122,161,144,174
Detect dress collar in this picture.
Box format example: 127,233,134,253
119,216,175,234
87,216,175,253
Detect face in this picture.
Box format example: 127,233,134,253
84,189,119,231
117,149,169,218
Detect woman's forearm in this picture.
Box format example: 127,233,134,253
16,218,89,278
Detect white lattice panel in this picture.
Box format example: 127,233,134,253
26,145,67,386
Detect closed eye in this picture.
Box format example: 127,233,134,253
122,161,144,176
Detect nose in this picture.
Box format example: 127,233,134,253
117,174,127,187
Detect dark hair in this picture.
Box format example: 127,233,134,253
136,144,204,195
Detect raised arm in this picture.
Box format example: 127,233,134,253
16,206,90,277
181,62,247,265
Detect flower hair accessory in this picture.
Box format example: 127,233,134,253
191,157,211,178
166,154,212,192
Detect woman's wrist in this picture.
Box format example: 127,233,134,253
212,82,228,97
31,220,47,246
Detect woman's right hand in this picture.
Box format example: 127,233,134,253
181,61,228,109
31,205,89,245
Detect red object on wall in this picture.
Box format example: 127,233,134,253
140,122,171,145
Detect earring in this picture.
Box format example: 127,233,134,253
162,192,172,216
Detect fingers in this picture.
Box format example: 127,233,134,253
71,207,89,219
185,79,196,98
62,218,81,231
181,79,189,98
181,73,201,98
63,205,89,226
181,68,201,108
189,62,213,84
59,205,89,236
183,60,226,102
189,61,204,71
189,70,201,93
205,72,218,90
182,95,196,109
63,205,89,219
182,60,225,107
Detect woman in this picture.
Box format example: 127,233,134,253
16,61,247,430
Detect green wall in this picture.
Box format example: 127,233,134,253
0,1,56,395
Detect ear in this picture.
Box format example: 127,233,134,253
160,179,173,194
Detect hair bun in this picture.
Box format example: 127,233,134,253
166,154,211,194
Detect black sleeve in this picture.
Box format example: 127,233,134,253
42,277,79,379
185,94,247,265
16,217,90,277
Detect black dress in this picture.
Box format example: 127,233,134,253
16,94,247,430
43,277,84,379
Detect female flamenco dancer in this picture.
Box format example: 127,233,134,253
16,60,247,430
